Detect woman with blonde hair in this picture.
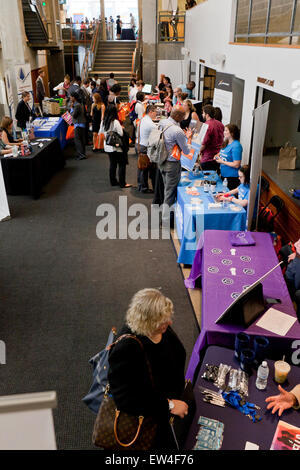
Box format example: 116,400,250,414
180,99,199,130
91,93,105,152
108,288,189,449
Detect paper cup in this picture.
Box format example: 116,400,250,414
274,361,291,384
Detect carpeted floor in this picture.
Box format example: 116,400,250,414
0,144,200,450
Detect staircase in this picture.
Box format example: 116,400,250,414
91,41,136,101
22,0,48,45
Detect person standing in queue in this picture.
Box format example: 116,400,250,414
70,91,87,161
116,15,122,39
102,104,131,188
214,124,242,190
200,105,224,171
36,69,46,111
159,108,193,228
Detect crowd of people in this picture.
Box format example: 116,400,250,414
67,13,137,41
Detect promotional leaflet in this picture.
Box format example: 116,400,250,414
271,421,300,450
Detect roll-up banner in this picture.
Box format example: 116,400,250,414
247,101,270,231
213,72,233,125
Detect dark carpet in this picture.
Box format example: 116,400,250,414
0,144,200,450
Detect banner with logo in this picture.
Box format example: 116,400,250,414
15,64,34,108
213,72,233,125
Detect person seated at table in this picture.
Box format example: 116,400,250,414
0,128,14,155
15,92,36,131
0,117,23,147
129,80,145,104
180,100,199,131
266,384,300,416
214,124,242,190
176,81,196,99
285,238,300,321
217,165,250,208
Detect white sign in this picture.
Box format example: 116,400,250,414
0,164,10,222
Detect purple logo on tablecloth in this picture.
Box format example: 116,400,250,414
222,278,234,285
208,267,219,274
222,259,232,266
231,292,240,300
211,249,222,255
240,256,251,262
243,268,255,275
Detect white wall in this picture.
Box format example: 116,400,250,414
157,60,186,87
184,0,300,162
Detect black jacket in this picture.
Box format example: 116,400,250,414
71,102,86,125
108,325,186,419
15,100,35,130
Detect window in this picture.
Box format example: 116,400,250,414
235,0,300,45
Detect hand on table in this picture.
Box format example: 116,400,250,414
265,385,297,416
169,400,189,419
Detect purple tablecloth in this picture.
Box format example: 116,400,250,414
186,230,300,381
185,345,300,450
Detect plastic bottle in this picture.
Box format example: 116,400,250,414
223,178,228,191
256,361,269,390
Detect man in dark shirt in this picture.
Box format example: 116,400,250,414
200,104,224,171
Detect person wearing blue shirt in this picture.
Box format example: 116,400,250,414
215,124,242,190
177,81,195,99
217,165,250,208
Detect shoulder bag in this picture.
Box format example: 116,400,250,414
137,122,151,171
92,334,158,451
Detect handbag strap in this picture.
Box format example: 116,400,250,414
109,334,155,448
114,412,144,448
109,334,155,387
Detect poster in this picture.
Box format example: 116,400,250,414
5,71,15,121
213,72,233,125
180,123,208,171
15,64,34,109
270,420,300,450
0,164,10,222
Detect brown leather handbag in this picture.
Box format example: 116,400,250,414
92,335,158,451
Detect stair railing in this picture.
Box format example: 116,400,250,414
81,22,101,81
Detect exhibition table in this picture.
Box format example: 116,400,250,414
176,173,247,265
121,29,136,40
185,230,300,381
185,345,300,450
33,117,68,150
0,138,65,199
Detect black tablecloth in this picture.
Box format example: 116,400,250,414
121,29,135,40
185,345,300,450
0,138,65,199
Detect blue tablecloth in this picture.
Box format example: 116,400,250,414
33,118,67,150
176,173,247,265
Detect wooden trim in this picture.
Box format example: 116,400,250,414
261,171,300,243
229,42,300,49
